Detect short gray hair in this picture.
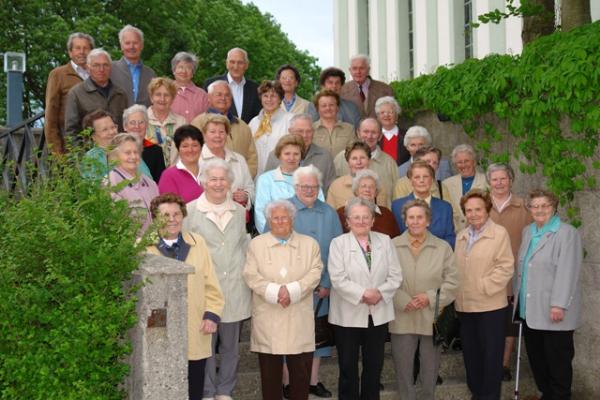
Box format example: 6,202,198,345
87,48,112,66
265,199,296,221
118,24,144,44
374,96,401,115
227,47,249,63
350,54,370,66
123,104,148,125
404,125,432,147
292,165,322,187
108,133,142,162
352,169,381,195
199,158,234,186
66,32,94,52
486,163,514,183
451,144,477,164
171,51,199,74
344,197,376,219
207,80,231,94
290,113,314,130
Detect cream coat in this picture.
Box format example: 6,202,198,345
328,231,403,327
455,221,514,313
442,172,489,232
146,232,224,360
390,232,458,335
243,232,323,354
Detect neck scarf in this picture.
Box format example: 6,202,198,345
254,111,273,140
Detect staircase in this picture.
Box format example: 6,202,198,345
231,321,539,400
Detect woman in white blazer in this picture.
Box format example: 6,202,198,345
328,197,403,400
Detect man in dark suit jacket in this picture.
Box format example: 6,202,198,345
44,32,94,154
340,54,394,119
203,47,261,124
110,25,156,107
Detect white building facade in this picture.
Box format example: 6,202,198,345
334,0,600,82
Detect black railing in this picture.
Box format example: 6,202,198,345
0,112,47,195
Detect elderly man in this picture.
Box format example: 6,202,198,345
333,118,398,206
110,25,156,106
203,48,261,123
44,32,94,154
307,67,361,128
64,49,129,141
191,80,257,177
340,55,393,118
264,114,336,191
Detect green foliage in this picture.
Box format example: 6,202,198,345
0,153,143,399
392,21,600,226
470,0,549,27
0,0,320,123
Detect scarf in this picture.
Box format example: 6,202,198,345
195,193,237,232
254,111,273,140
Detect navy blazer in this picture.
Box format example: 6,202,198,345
203,74,261,123
391,194,456,249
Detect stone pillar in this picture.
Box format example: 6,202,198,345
127,253,194,400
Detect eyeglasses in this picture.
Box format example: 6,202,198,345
270,216,290,222
127,120,146,127
348,215,373,222
297,184,319,192
529,203,553,210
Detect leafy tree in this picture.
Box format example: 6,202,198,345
0,0,320,125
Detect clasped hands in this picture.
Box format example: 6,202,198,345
361,288,382,305
278,285,291,308
404,293,429,312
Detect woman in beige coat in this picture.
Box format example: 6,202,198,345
147,193,224,400
455,189,514,400
243,199,322,400
391,199,458,400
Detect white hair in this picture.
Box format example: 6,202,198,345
86,48,112,66
265,199,296,221
374,96,401,115
289,113,314,129
350,54,370,66
171,52,199,74
199,158,234,186
344,197,376,219
207,79,231,94
451,144,477,164
66,32,94,52
123,104,148,125
292,165,323,187
352,169,381,194
118,24,144,44
403,125,432,147
227,47,249,63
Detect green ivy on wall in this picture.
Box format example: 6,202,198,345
392,21,600,225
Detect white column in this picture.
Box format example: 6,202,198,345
347,0,361,58
368,0,383,79
390,0,410,81
474,0,491,58
437,0,453,66
505,0,523,55
414,0,438,76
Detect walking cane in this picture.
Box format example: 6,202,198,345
514,320,523,400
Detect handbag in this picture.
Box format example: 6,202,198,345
314,297,334,349
432,288,458,347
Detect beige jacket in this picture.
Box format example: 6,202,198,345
243,232,322,354
393,176,452,201
442,172,489,232
455,221,514,312
280,94,311,115
390,232,458,335
146,232,224,360
312,120,356,157
326,174,389,210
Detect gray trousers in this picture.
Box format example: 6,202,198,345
204,321,241,397
391,333,441,400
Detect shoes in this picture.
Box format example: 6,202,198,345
503,366,513,381
309,382,332,398
282,385,290,399
215,396,233,400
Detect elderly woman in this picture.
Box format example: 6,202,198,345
327,141,388,209
249,80,294,176
391,199,458,400
312,90,355,157
198,113,255,212
277,165,343,398
146,77,187,165
124,104,166,182
171,52,209,123
254,134,324,233
392,161,455,248
243,199,323,400
513,189,582,400
442,144,489,232
486,163,533,380
276,64,310,115
397,125,431,177
336,169,400,238
107,133,159,234
81,109,119,179
158,125,204,203
328,198,402,400
147,193,224,400
394,146,452,200
375,96,410,166
455,189,514,400
183,159,250,400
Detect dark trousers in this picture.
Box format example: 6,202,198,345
257,352,313,400
334,317,388,400
524,322,574,400
458,308,506,400
189,359,207,400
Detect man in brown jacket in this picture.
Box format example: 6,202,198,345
64,49,128,144
44,32,94,154
340,54,394,119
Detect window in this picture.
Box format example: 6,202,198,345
408,0,414,78
464,0,473,59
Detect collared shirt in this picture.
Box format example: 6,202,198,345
282,94,297,112
414,194,432,205
125,58,142,102
227,72,246,118
382,125,399,141
70,60,89,80
172,83,210,123
175,159,201,183
466,218,492,252
492,193,512,214
357,78,370,102
408,233,426,257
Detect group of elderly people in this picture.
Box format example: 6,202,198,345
69,39,582,400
